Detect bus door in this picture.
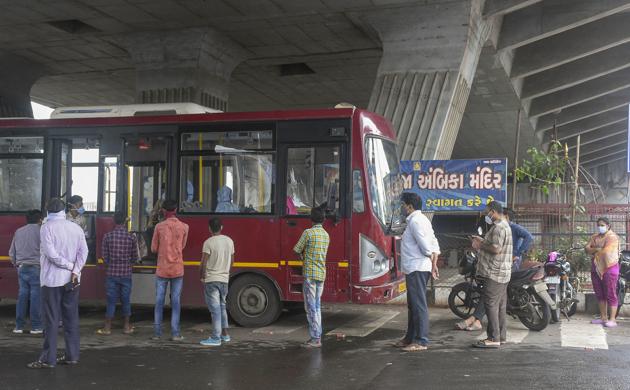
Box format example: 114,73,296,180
281,144,349,302
122,136,169,305
48,139,72,200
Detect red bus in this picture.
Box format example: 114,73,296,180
0,104,405,326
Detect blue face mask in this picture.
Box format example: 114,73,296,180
76,207,85,215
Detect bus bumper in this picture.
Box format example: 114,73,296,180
351,277,406,304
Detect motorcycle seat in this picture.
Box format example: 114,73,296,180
511,264,544,282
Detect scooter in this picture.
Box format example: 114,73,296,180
449,251,556,331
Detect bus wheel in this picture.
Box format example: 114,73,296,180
228,274,282,327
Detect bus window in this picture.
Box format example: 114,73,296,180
286,146,340,215
102,157,118,212
365,137,402,227
0,137,44,211
71,147,99,212
179,154,274,213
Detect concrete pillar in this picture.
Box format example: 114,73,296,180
120,28,249,111
0,53,45,118
361,0,492,160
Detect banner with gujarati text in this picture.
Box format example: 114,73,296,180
400,159,508,212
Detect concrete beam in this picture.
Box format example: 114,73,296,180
498,0,630,50
580,144,627,164
535,88,630,131
510,13,630,78
529,67,630,117
566,121,627,147
521,43,630,99
584,153,626,168
568,133,628,156
483,0,542,17
0,52,46,117
539,107,628,140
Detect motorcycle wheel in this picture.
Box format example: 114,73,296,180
566,301,578,317
448,282,479,319
518,294,551,331
550,290,560,323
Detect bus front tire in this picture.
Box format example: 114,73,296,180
228,274,282,327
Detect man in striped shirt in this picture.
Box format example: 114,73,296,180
293,207,329,348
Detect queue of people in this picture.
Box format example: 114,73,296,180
6,192,622,367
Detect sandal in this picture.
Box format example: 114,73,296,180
393,338,411,348
27,361,54,369
56,354,78,365
401,343,428,352
96,328,111,335
455,321,469,330
123,327,135,335
466,322,483,331
472,339,500,349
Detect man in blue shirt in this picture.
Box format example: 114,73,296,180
504,208,533,271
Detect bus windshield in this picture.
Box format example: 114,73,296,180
365,137,402,229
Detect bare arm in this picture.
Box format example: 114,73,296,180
200,252,209,281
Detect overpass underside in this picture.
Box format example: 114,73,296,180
1,0,630,188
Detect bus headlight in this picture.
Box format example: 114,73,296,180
360,234,389,281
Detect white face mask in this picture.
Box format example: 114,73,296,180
598,225,608,235
484,214,493,225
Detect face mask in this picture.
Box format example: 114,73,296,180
485,214,493,225
598,226,608,235
77,207,85,215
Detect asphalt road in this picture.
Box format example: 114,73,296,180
2,301,630,390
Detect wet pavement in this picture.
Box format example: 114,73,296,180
2,301,630,390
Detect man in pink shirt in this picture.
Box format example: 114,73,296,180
151,199,189,341
28,198,88,369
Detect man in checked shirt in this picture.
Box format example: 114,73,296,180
98,212,139,335
293,207,330,348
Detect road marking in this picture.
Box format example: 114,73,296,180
326,310,399,337
252,324,304,335
561,319,608,350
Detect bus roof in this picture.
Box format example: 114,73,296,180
50,103,222,118
0,107,359,129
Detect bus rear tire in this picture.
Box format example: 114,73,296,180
228,274,282,327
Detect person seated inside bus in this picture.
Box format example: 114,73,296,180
215,186,239,213
140,199,163,263
66,195,88,237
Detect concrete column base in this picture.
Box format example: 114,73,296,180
0,53,45,118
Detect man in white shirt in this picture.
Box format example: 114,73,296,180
394,192,440,352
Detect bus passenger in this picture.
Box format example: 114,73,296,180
67,195,88,237
215,186,239,213
151,199,189,342
97,212,139,336
199,217,234,346
28,198,88,369
293,207,330,348
9,209,43,335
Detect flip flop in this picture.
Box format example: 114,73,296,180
401,343,428,352
96,328,111,335
455,321,469,330
466,323,483,331
472,339,500,349
123,327,135,335
27,361,54,369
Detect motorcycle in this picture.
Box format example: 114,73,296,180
449,250,556,331
544,250,579,323
616,250,630,312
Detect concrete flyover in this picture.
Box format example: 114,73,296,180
1,0,630,179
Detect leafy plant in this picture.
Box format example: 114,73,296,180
516,141,567,195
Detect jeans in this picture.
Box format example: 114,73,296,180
39,286,80,365
16,265,42,330
403,271,431,346
105,276,132,319
512,256,522,272
303,278,324,340
154,276,183,337
483,278,508,342
203,282,229,338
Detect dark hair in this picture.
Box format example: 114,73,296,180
46,198,66,213
503,207,515,221
68,195,83,205
26,209,42,224
209,217,222,233
486,201,503,214
113,211,127,225
401,192,422,211
597,217,610,226
162,199,177,212
311,207,325,224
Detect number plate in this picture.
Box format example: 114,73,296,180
544,276,561,284
399,281,407,294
